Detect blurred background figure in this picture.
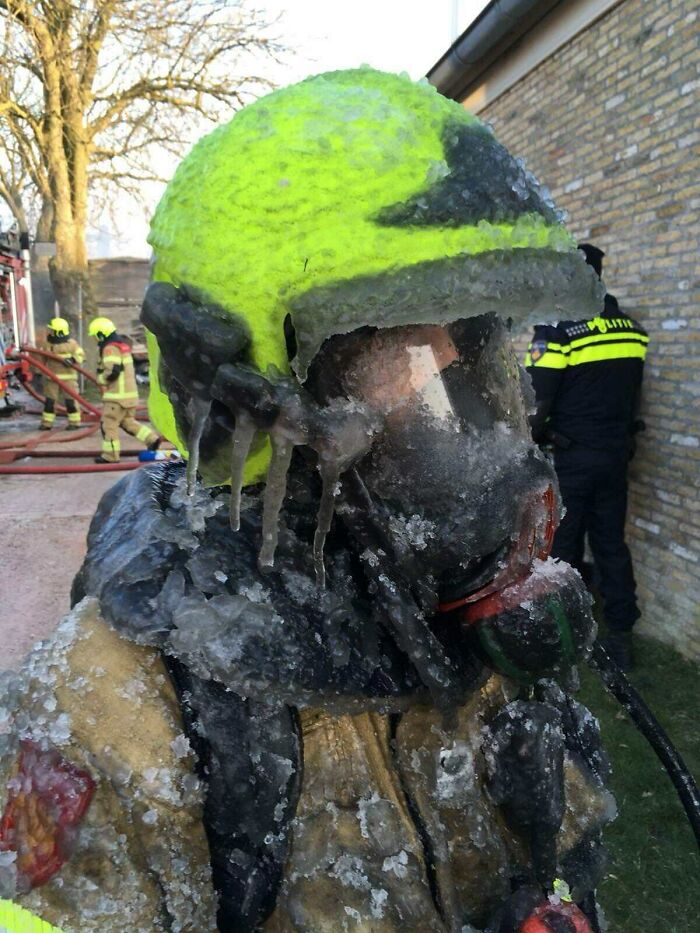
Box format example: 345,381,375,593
88,316,160,463
38,317,85,431
525,244,649,670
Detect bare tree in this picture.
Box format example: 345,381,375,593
0,1,283,320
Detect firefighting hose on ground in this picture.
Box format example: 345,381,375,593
0,345,156,474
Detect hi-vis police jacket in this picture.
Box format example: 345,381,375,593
525,296,648,453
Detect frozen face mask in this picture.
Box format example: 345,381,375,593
306,314,558,607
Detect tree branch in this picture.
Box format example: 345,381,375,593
0,0,287,283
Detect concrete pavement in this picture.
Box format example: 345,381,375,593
0,403,132,670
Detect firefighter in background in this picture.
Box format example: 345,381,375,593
87,316,160,463
38,317,84,430
526,244,648,671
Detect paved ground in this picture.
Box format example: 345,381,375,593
0,399,134,670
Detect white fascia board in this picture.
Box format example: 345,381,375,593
463,0,624,113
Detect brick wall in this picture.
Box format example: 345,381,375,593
479,0,699,657
86,257,150,369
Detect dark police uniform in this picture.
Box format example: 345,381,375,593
526,295,648,633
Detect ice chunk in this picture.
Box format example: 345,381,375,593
0,848,17,899
370,887,389,919
48,712,71,746
170,733,192,759
381,850,408,879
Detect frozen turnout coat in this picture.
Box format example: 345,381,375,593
0,462,614,932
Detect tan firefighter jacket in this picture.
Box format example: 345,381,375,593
98,336,139,406
40,336,84,383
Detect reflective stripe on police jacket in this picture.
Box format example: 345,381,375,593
525,310,648,450
525,314,648,370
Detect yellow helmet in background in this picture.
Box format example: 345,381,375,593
87,317,116,340
47,317,70,337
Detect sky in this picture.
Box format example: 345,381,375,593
87,0,491,258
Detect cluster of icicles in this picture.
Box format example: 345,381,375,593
141,282,379,588
183,365,378,588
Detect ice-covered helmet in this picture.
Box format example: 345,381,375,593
143,68,603,486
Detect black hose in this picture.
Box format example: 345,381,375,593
589,641,700,850
579,890,602,933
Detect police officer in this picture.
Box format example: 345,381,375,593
87,316,160,463
38,317,85,430
526,244,648,670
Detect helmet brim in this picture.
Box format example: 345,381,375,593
289,247,603,381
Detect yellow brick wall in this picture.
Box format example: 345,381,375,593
480,0,699,657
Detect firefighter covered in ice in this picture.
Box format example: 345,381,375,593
525,244,648,670
87,316,160,463
38,317,85,430
0,72,614,933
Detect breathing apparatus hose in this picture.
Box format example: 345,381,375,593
589,641,700,850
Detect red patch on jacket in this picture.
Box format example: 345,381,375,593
0,740,95,888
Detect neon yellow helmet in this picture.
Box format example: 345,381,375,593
0,899,64,931
87,317,116,340
145,68,602,486
47,317,69,337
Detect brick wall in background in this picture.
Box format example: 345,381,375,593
85,258,150,370
479,0,699,656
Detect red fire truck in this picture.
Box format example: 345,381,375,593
0,228,36,412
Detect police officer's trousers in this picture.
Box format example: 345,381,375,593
552,446,639,632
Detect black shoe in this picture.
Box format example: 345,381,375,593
66,423,81,431
601,632,634,672
94,456,115,464
39,423,53,431
147,437,162,452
